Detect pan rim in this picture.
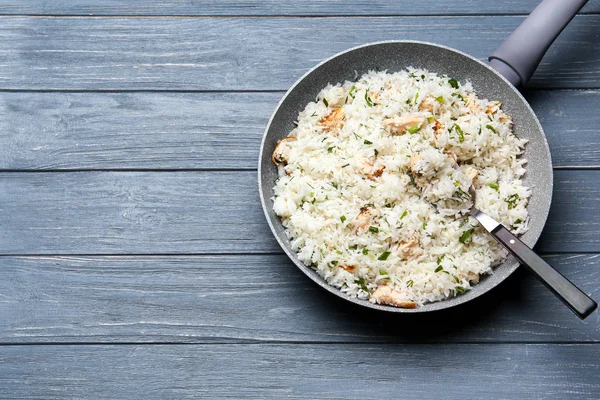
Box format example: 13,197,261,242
258,40,553,313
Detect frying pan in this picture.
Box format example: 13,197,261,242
259,0,589,313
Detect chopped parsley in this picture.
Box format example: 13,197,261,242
455,286,466,294
400,210,408,219
459,228,475,244
364,90,376,107
374,149,379,157
340,215,346,223
349,85,357,99
435,95,445,104
362,248,369,255
488,183,500,191
486,124,497,134
379,269,389,276
330,260,338,266
364,139,373,145
435,265,444,273
378,251,391,261
406,280,414,288
323,98,329,107
327,146,334,153
427,116,435,124
355,277,369,292
330,182,338,189
349,244,358,250
452,124,465,142
504,193,520,209
448,78,459,89
368,226,379,233
437,254,445,265
407,125,420,134
341,163,350,168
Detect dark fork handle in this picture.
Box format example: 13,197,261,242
491,225,597,319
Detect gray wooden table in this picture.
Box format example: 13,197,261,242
1,1,599,398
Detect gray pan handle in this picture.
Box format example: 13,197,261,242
489,0,589,87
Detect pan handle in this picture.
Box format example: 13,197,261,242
489,0,588,87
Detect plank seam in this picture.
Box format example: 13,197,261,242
0,341,598,346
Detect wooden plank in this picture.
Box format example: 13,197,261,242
0,0,599,16
1,344,599,399
0,170,597,254
0,90,599,170
0,16,598,90
0,254,598,344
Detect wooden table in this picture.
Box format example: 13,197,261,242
1,1,599,398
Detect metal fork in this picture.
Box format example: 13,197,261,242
468,186,597,319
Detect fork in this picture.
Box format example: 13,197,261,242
468,186,597,319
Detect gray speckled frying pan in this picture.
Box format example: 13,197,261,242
259,0,588,313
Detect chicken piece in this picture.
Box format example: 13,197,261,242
370,285,417,308
320,108,345,134
498,114,512,124
432,120,445,136
271,136,297,166
486,100,502,115
465,94,482,114
353,207,377,232
397,237,423,259
339,264,356,272
445,150,457,164
468,272,480,284
382,114,426,135
359,159,386,181
464,166,478,183
410,153,423,174
419,96,435,112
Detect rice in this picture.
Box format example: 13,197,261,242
271,68,529,307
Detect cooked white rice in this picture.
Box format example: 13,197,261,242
272,68,529,307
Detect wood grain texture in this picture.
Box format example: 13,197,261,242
0,90,599,170
0,0,599,16
0,254,598,344
1,344,599,399
0,16,599,90
0,170,597,254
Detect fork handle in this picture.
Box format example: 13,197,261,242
491,225,597,319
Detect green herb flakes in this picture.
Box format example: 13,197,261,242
459,228,475,244
323,98,329,107
435,95,445,104
349,244,358,250
452,124,465,142
407,125,420,134
378,251,391,261
356,277,369,292
486,124,498,134
435,265,443,273
362,248,369,255
340,215,346,223
448,78,459,89
504,193,519,209
364,139,373,145
400,210,408,219
406,280,414,288
488,183,500,191
365,90,376,107
349,85,357,99
368,226,379,233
